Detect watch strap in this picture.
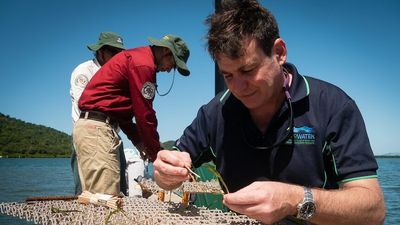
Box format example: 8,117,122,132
296,186,316,220
304,186,313,202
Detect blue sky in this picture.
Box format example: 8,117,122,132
0,0,399,155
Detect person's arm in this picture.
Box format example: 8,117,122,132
307,96,385,224
118,121,142,149
70,63,92,122
126,63,160,162
311,178,385,225
223,178,385,225
154,98,222,189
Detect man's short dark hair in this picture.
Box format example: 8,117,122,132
206,0,280,59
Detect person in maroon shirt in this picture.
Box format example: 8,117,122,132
74,34,190,195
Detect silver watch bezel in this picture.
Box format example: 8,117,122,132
296,187,316,220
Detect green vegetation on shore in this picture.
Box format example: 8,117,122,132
0,113,71,157
0,112,177,158
161,140,175,150
375,155,400,158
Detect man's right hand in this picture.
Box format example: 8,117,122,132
153,150,192,190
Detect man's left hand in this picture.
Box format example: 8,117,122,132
223,181,302,224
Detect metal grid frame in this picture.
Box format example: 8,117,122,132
0,197,263,225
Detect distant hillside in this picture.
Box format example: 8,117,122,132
375,153,400,158
0,113,71,157
162,140,176,150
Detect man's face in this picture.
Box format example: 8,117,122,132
216,38,284,110
102,50,116,63
98,47,123,66
158,48,175,73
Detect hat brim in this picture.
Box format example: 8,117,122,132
148,37,190,76
87,42,125,52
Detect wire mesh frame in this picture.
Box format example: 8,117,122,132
0,197,264,225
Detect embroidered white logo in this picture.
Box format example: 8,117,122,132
141,82,156,100
75,74,89,88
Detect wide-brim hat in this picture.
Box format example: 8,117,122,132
148,34,190,76
87,32,125,51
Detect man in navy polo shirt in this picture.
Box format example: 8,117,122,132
153,0,385,225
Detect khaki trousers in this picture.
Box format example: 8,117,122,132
73,118,122,195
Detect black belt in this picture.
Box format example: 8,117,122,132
79,111,118,127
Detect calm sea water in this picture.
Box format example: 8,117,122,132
0,158,399,224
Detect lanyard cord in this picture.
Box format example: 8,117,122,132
156,69,176,96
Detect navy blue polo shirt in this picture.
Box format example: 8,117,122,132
175,63,378,192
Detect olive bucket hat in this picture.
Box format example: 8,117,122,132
148,34,190,76
87,32,125,51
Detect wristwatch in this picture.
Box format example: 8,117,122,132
296,186,316,220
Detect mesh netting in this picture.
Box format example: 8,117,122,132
1,180,301,225
0,197,263,225
139,178,224,194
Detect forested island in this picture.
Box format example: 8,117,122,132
0,113,71,157
0,113,177,158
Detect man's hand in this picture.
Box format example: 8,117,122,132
223,181,302,225
153,150,192,190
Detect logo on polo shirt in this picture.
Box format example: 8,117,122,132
289,126,315,145
75,74,89,88
141,82,155,100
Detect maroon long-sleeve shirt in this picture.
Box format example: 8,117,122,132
79,46,160,161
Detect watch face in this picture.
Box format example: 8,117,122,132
300,201,316,219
